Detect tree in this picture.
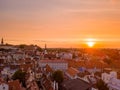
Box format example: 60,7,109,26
19,44,26,49
52,70,64,84
12,70,26,87
103,58,112,65
96,79,109,90
37,47,42,52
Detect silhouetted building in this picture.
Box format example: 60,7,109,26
1,38,4,45
45,44,47,50
44,44,48,54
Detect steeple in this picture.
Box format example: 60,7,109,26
44,44,48,54
45,44,47,50
1,38,4,45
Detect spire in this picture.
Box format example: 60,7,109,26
44,44,48,54
1,38,4,45
45,44,47,50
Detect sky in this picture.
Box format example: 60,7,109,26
0,0,120,48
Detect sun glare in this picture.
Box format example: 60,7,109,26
85,38,96,48
87,41,95,47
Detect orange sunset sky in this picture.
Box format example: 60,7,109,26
0,0,120,48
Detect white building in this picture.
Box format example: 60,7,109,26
1,67,17,78
108,78,120,90
13,52,24,60
57,52,73,60
110,71,117,78
0,83,9,90
102,71,120,90
1,67,10,75
102,71,117,84
39,60,68,71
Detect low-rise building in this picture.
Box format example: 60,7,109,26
8,80,25,90
102,71,120,90
65,67,79,79
0,82,9,90
108,78,120,90
39,60,68,71
102,71,117,84
61,78,92,90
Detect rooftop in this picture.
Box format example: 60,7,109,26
39,60,68,63
62,78,92,90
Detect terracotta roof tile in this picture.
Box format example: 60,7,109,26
8,80,22,90
66,67,79,77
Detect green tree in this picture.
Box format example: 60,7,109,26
52,70,64,84
12,70,26,87
96,79,109,90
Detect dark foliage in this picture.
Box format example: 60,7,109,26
96,79,109,90
52,70,64,84
12,70,26,87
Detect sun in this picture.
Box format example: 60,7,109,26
85,38,96,48
87,41,95,48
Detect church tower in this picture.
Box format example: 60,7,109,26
1,38,4,45
45,44,47,50
44,44,48,54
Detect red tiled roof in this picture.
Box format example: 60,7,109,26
45,64,53,73
8,80,21,90
42,77,53,90
66,67,79,77
40,60,67,63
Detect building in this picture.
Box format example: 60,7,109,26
41,75,54,90
39,60,68,71
65,67,79,79
108,78,120,90
102,71,117,84
102,71,120,90
61,78,92,90
1,38,4,45
59,52,73,60
8,80,25,90
0,83,9,90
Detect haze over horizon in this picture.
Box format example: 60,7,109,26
0,0,120,48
